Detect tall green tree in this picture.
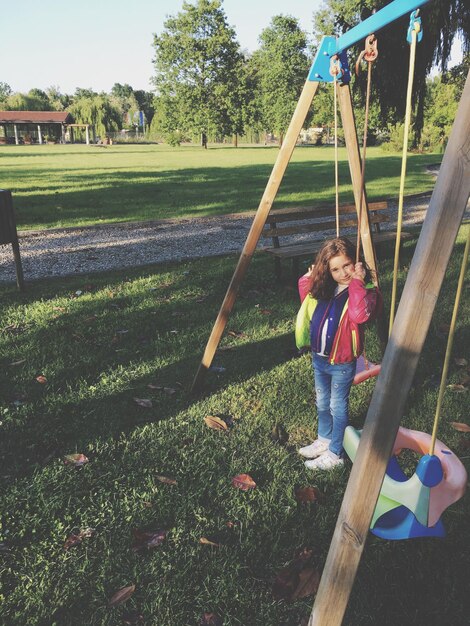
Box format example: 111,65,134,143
312,0,470,140
69,95,121,137
152,0,245,146
251,15,310,144
0,82,12,102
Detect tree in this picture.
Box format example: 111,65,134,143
312,0,470,141
0,82,12,102
3,91,50,111
251,15,310,144
152,0,245,146
70,95,121,137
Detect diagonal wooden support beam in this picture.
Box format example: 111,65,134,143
191,79,319,393
308,68,470,626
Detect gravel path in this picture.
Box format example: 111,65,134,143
0,189,466,284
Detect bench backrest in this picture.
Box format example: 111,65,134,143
262,201,388,247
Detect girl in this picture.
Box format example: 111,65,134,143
295,237,382,471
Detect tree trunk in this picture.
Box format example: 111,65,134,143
201,132,207,149
233,134,238,147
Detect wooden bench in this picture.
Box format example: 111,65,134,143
261,200,412,279
0,190,25,290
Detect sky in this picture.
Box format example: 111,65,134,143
1,0,463,96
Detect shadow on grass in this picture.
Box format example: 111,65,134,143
0,255,302,483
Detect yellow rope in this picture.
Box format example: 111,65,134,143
429,228,470,455
356,59,373,263
389,27,418,335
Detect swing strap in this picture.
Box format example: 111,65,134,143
389,15,421,335
330,55,341,237
429,228,470,455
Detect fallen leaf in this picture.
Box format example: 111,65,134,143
294,486,322,504
291,566,321,600
155,475,177,486
200,613,223,626
132,529,167,552
133,398,153,408
108,584,135,607
272,549,319,602
52,306,66,312
227,330,247,339
36,375,47,384
447,384,468,393
451,422,470,433
271,423,289,445
9,359,26,366
259,308,272,315
454,358,468,367
231,474,256,491
200,537,220,547
148,384,178,395
64,453,89,467
204,415,229,431
64,528,95,550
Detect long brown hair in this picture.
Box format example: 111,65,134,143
308,237,373,300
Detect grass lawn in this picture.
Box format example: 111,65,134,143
0,143,441,230
0,227,468,625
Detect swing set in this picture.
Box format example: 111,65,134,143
190,1,470,622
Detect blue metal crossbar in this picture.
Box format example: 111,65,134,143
308,0,430,82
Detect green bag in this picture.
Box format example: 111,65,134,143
295,294,317,349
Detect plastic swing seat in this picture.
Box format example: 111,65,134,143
353,354,381,385
343,426,467,540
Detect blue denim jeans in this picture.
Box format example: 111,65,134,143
313,354,356,457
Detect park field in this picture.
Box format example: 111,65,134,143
0,227,469,625
0,143,441,230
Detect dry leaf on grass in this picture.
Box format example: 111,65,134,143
199,536,220,547
272,548,320,602
63,528,95,550
231,474,256,491
132,529,167,552
108,584,135,607
36,375,47,384
133,397,153,408
204,415,229,431
294,486,322,504
447,384,468,393
155,475,177,486
451,422,470,433
63,453,89,467
200,613,223,626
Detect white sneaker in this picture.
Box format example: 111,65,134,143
305,451,344,471
298,439,330,459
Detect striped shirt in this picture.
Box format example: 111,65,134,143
310,285,349,356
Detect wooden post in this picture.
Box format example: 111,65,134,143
308,69,470,626
0,190,25,291
337,83,388,345
38,125,43,145
337,83,378,278
191,79,319,392
85,125,90,145
14,125,18,145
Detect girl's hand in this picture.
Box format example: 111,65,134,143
305,264,315,278
352,262,366,281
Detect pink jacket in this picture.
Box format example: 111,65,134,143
296,274,382,364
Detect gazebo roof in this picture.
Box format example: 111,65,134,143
0,111,73,124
